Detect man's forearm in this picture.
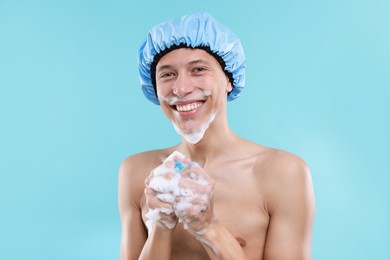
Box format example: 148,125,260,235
138,223,174,260
196,219,251,260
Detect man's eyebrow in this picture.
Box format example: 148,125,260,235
188,59,210,66
157,59,210,72
156,65,174,72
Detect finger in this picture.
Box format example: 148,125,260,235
175,199,193,214
145,176,151,186
148,175,180,193
174,194,211,217
144,188,175,210
156,193,176,203
181,164,214,185
160,219,177,230
180,162,200,177
145,208,178,231
152,162,176,176
175,208,210,230
178,178,213,196
158,207,175,215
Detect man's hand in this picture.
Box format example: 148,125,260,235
144,161,181,232
175,163,216,236
144,152,216,239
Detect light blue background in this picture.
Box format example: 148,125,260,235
1,0,389,259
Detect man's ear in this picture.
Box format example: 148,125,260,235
226,81,233,93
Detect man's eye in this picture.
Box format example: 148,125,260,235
194,67,206,73
160,72,174,78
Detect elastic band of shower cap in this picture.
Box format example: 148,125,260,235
138,12,246,105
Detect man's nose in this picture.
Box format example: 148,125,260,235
172,73,194,97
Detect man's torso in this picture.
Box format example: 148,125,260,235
138,144,274,259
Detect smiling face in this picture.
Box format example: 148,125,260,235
155,48,233,144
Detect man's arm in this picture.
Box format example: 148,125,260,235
118,156,148,260
174,161,252,259
263,152,316,260
118,154,177,260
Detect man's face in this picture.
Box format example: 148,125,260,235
155,48,232,143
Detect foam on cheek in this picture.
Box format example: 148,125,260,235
162,90,215,144
202,90,211,97
160,91,211,106
159,95,179,106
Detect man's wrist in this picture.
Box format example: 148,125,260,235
194,217,219,243
149,221,176,238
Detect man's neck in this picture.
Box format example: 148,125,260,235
178,124,239,165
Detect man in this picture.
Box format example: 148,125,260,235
118,13,315,260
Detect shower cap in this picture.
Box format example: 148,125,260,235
138,12,246,105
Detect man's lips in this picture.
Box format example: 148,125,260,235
174,101,204,112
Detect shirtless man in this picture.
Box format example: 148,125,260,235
118,13,315,260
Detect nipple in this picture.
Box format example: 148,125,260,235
235,237,247,247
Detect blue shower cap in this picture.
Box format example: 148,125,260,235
138,12,246,105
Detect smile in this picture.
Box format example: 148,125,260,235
175,102,203,112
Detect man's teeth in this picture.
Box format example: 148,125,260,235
176,102,202,112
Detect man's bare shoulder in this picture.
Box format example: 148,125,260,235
255,147,314,212
118,148,178,206
233,140,310,182
258,148,309,174
253,147,311,190
119,148,177,179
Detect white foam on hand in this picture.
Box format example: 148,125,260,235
145,151,213,236
145,207,176,235
148,175,180,193
156,193,176,203
164,150,186,163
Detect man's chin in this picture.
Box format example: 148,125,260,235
180,131,204,144
172,112,216,144
173,126,205,144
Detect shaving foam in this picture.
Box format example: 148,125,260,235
161,91,214,144
173,112,216,144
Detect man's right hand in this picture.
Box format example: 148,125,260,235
144,161,180,232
